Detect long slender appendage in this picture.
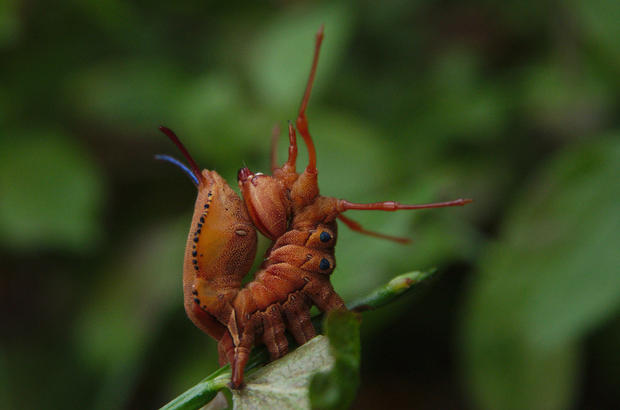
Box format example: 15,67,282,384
337,214,411,244
338,198,473,212
270,123,280,172
284,121,298,171
154,154,200,186
295,25,324,174
231,347,250,389
336,198,472,243
159,126,205,185
231,329,254,389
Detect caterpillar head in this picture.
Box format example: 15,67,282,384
237,167,290,241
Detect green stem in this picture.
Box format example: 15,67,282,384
161,374,229,410
160,269,436,410
348,269,437,312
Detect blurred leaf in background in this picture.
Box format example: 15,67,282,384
310,310,361,410
248,2,352,111
73,219,190,410
1,0,620,409
463,137,620,410
0,128,103,251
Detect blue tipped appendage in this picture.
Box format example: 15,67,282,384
155,154,199,186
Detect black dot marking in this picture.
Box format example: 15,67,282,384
206,204,210,208
198,223,203,228
200,217,205,223
192,251,197,257
196,229,201,234
320,232,331,242
192,290,197,295
194,265,199,270
194,298,200,304
193,237,199,243
320,258,330,270
192,259,198,264
208,191,212,196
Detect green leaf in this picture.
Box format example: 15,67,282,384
0,129,103,251
75,219,195,410
163,369,231,410
309,311,361,410
230,311,361,410
347,270,436,312
421,49,509,142
462,136,620,410
231,336,333,409
248,2,353,110
0,0,20,48
572,0,620,72
521,62,612,139
67,60,184,131
162,269,436,410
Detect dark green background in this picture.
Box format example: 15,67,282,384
1,1,619,409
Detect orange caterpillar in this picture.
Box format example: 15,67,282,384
157,26,471,388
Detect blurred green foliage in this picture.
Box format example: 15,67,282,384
463,138,620,410
164,270,434,409
310,310,361,410
1,1,619,409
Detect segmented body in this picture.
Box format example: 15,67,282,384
182,171,257,343
157,26,471,389
218,222,345,378
182,167,345,387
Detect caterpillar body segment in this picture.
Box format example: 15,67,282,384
227,222,343,387
155,131,258,342
183,171,258,332
157,25,472,390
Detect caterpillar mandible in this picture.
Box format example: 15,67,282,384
157,25,472,389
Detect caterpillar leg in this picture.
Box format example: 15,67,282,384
304,273,346,313
337,213,411,244
282,292,316,345
272,122,299,173
337,198,472,212
230,327,255,389
272,122,299,177
283,121,298,171
335,198,472,243
188,301,228,341
261,304,289,360
217,331,235,367
295,25,324,175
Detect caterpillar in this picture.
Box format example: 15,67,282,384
157,26,472,388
